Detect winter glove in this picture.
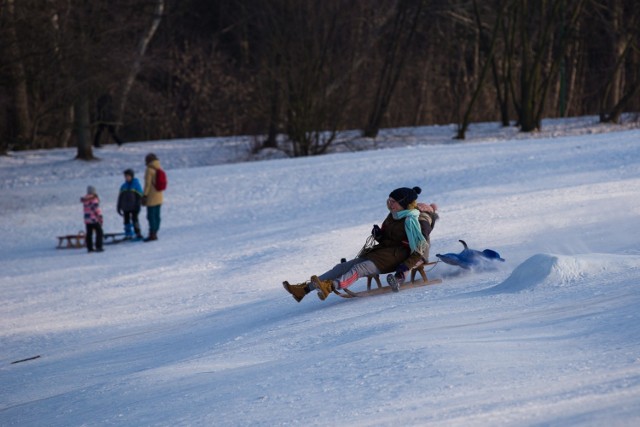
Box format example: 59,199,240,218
394,264,409,285
141,196,147,206
371,224,382,240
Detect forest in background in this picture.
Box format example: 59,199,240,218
1,0,639,158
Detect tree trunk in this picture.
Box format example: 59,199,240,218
6,0,33,146
515,0,585,132
599,0,634,123
608,0,625,113
75,95,94,160
605,79,640,124
263,54,281,149
457,0,506,139
117,0,165,127
60,106,74,148
362,0,424,138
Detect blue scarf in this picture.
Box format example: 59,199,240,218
392,209,427,255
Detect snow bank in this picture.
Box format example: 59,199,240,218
486,253,640,293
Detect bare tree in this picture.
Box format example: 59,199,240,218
456,0,507,139
508,0,585,132
491,0,515,126
362,0,426,138
74,95,94,160
117,0,165,126
250,0,365,156
4,0,33,147
596,0,640,123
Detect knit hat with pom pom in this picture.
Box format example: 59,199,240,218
388,186,422,209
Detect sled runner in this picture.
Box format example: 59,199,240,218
364,261,437,290
57,232,140,248
336,276,442,298
56,231,86,248
335,261,442,298
103,232,132,244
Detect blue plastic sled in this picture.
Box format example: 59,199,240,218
436,240,505,269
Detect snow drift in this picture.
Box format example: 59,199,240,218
485,253,640,294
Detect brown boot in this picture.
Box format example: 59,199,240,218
311,275,334,301
283,281,309,302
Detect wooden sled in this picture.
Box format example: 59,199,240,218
338,261,441,298
56,231,85,249
337,278,443,298
364,261,438,290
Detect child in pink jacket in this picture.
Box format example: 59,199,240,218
81,185,104,252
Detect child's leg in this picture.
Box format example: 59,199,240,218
85,224,94,252
132,210,142,237
95,224,104,250
333,260,380,289
147,205,161,234
318,258,361,281
146,207,152,233
317,258,380,289
154,205,161,233
123,211,134,237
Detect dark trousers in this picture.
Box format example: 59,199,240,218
123,210,142,237
94,124,123,147
146,205,161,234
86,223,104,251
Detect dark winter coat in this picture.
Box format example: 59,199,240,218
96,94,115,124
117,178,143,214
363,214,411,273
364,211,436,273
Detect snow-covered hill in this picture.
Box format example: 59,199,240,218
1,117,640,426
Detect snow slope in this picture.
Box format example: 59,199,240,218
1,117,640,426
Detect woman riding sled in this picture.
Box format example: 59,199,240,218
283,186,438,302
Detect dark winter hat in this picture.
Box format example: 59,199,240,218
389,186,422,209
123,168,134,178
145,153,158,165
87,185,97,195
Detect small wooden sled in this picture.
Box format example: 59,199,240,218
56,231,85,249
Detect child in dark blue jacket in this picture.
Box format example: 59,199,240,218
117,169,143,239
